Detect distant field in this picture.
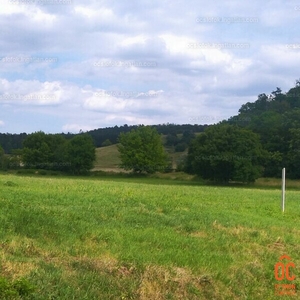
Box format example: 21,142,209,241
93,144,123,172
0,174,299,299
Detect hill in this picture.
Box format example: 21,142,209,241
225,83,300,179
93,144,122,172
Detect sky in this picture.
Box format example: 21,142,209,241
1,0,300,134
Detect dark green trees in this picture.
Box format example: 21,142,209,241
118,126,168,173
227,83,300,178
287,128,300,179
22,132,70,171
185,124,264,183
21,132,95,174
66,135,96,174
0,146,9,170
22,131,52,169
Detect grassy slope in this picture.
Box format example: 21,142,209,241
0,174,299,299
93,144,122,171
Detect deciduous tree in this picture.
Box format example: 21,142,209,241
118,126,168,173
185,124,264,183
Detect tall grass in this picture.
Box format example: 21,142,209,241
0,174,299,299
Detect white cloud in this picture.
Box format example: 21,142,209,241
62,123,93,133
73,5,114,21
0,0,298,133
0,79,64,106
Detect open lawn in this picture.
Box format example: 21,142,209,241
0,174,299,299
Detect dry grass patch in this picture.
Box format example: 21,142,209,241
138,265,229,300
212,220,266,238
190,231,208,238
267,237,285,251
0,237,43,257
138,265,175,300
1,261,36,280
76,255,119,274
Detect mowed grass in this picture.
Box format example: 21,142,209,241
0,174,299,299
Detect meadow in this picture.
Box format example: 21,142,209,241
0,173,299,299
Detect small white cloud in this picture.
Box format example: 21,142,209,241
0,79,65,106
83,93,131,112
62,123,92,133
0,120,4,126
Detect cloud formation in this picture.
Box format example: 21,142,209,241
0,0,299,133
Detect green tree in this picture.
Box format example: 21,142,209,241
165,133,180,147
0,146,9,170
47,134,69,171
263,151,283,178
22,132,69,170
182,130,196,144
22,131,52,169
185,124,264,183
118,126,168,173
66,134,96,174
101,139,112,147
286,128,300,179
9,151,21,169
175,142,188,152
248,111,285,153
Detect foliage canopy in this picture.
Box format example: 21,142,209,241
118,126,168,173
185,124,264,183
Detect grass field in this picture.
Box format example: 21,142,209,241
0,174,299,299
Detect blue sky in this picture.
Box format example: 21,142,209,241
1,0,300,133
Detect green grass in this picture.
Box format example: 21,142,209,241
0,174,299,299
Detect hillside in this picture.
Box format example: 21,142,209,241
93,144,122,172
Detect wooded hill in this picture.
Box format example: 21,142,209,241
0,124,207,154
224,83,300,178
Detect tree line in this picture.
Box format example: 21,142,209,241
0,132,95,175
117,81,300,182
0,124,207,154
225,83,300,179
1,81,300,181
